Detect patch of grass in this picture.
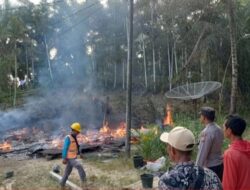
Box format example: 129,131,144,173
84,155,141,187
90,157,133,171
0,158,60,190
0,156,143,190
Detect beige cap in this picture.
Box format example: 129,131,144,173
160,126,195,151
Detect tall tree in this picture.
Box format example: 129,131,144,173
227,0,238,114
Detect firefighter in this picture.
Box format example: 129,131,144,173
60,122,86,188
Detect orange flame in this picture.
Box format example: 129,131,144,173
51,138,63,148
163,104,173,126
8,127,30,141
77,134,90,144
99,122,126,138
99,122,111,134
111,122,126,138
50,122,127,147
0,141,12,152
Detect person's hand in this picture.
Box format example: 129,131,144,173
62,159,67,164
80,154,84,159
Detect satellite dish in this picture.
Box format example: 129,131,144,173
165,81,222,100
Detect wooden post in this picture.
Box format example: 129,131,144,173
49,171,82,190
125,0,134,158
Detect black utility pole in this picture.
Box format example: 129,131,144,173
125,0,134,158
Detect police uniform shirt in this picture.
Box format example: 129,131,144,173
196,122,224,167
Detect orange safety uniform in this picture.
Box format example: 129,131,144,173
66,135,78,159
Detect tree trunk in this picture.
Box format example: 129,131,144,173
113,62,117,88
174,42,178,74
228,0,238,114
171,46,174,79
184,47,188,83
123,60,125,90
167,40,172,90
44,35,53,81
13,42,17,107
200,51,206,81
158,51,161,73
91,49,95,73
219,56,231,114
123,19,128,90
142,36,148,88
25,45,29,80
208,55,211,80
31,55,34,82
125,16,129,90
104,63,108,87
152,43,156,91
182,26,207,70
150,0,156,92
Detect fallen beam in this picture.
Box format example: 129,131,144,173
49,171,82,190
79,144,101,153
0,147,29,155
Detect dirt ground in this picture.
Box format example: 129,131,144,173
0,153,159,190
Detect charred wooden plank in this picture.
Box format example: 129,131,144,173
79,144,101,153
41,148,62,155
40,148,62,160
102,139,125,147
0,147,29,155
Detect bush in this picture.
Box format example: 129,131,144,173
136,125,166,161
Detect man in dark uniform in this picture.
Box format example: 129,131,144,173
196,107,224,181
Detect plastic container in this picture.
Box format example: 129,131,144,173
140,173,154,188
133,155,144,168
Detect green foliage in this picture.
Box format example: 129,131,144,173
134,111,248,162
174,113,202,139
0,0,250,109
135,125,166,161
173,112,232,152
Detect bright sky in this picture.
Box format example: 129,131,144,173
0,0,107,7
0,0,51,6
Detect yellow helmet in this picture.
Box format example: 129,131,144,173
70,122,81,133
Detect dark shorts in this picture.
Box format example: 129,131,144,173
209,163,224,182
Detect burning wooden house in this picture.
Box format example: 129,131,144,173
0,121,127,160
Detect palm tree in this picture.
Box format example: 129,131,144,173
227,0,238,114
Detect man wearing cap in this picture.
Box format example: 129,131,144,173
60,122,86,188
196,107,224,181
159,126,222,190
222,115,250,190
